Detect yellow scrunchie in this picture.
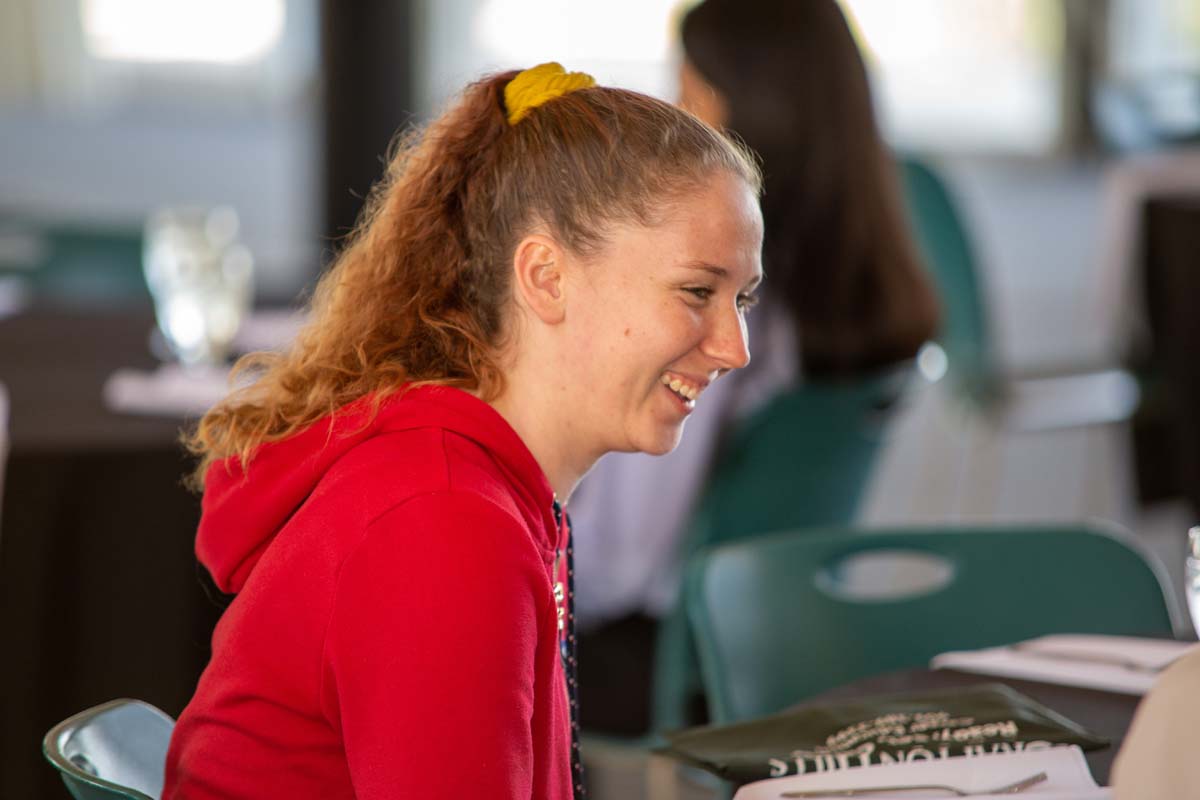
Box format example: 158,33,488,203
504,62,596,125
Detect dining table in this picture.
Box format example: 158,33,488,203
0,305,225,800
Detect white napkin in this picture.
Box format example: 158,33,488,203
932,635,1197,696
103,363,237,417
733,745,1107,799
0,275,31,320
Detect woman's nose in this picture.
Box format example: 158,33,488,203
704,304,751,371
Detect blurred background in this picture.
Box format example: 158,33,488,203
3,0,1200,797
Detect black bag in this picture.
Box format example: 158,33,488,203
656,683,1108,784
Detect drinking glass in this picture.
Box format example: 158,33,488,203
142,207,254,369
1187,526,1200,638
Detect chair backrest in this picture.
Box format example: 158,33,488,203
686,525,1180,724
44,226,147,306
650,372,905,731
43,699,175,800
687,372,904,550
899,157,1000,407
0,221,146,307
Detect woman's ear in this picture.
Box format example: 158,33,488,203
511,233,568,325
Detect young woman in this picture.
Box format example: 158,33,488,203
570,0,941,734
162,63,762,799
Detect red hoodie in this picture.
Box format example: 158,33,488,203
164,386,574,799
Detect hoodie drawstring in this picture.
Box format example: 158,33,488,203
553,500,584,798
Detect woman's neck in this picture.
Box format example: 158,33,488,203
486,386,597,503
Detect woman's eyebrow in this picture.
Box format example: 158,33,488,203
681,261,729,278
682,261,763,291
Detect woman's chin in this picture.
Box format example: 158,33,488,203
600,415,688,458
634,425,686,457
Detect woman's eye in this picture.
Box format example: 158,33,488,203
737,293,760,312
684,287,715,302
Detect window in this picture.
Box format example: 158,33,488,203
420,0,1066,154
82,0,286,64
22,0,317,113
417,0,685,114
1106,0,1200,141
840,0,1064,153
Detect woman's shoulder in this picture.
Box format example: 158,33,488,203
313,425,546,546
320,425,455,504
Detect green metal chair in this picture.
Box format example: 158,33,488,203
685,524,1180,724
899,157,1000,410
898,156,1139,431
650,370,909,732
43,699,175,800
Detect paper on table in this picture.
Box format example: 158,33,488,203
107,308,303,418
0,275,31,321
932,635,1197,696
103,363,236,417
733,745,1107,799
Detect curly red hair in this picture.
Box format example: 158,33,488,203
187,69,760,484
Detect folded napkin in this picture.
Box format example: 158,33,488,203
932,635,1198,696
0,275,31,320
103,363,238,417
734,745,1107,799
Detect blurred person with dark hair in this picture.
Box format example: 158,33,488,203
163,63,762,798
570,0,940,734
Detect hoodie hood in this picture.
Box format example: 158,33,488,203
196,385,556,594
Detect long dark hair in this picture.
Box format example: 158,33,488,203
682,0,939,377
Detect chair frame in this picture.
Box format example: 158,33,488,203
43,698,172,800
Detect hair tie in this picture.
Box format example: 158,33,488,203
504,62,596,125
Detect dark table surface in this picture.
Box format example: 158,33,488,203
2,306,186,451
806,667,1143,786
1,306,222,800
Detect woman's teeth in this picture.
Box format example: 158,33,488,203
661,373,699,402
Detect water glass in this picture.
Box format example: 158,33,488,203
143,207,254,368
1187,527,1200,638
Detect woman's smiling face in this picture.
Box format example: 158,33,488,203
560,169,763,460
